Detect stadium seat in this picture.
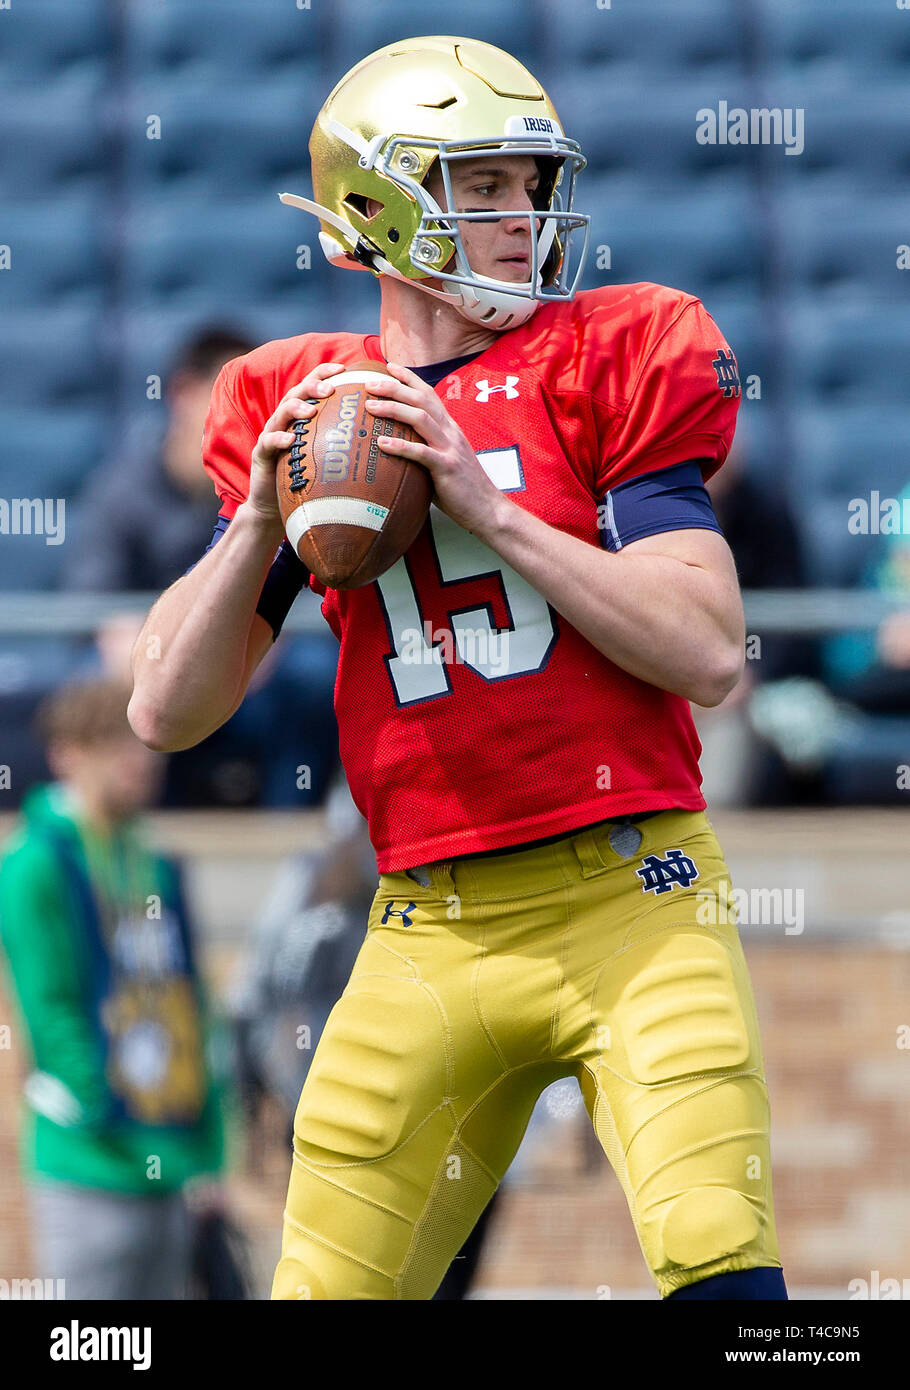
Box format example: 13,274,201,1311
122,0,330,89
330,0,541,70
0,86,112,203
541,0,747,84
0,409,107,507
0,199,109,311
0,0,112,91
557,81,764,184
759,0,910,90
788,406,910,586
578,180,760,303
771,191,910,305
121,82,319,201
788,302,910,406
0,410,104,594
121,198,312,309
0,310,112,416
755,88,910,193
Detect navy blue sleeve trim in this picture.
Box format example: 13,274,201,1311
183,514,231,576
185,513,309,640
204,513,230,554
598,459,723,553
257,539,309,639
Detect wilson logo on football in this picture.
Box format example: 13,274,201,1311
475,377,519,402
321,391,362,482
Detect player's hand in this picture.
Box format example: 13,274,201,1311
245,362,347,530
363,362,508,536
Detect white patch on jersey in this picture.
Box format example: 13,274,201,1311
476,447,524,492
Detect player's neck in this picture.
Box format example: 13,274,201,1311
376,277,499,368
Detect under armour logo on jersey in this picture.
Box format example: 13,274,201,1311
712,348,741,398
636,849,699,895
475,376,519,402
381,900,416,926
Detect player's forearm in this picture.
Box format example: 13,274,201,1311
475,499,744,707
128,503,283,750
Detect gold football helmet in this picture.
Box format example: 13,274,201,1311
279,35,589,330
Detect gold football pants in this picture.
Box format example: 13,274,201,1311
272,810,781,1299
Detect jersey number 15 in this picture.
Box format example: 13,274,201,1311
374,449,559,707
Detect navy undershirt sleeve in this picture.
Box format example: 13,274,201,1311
186,514,309,641
599,459,723,552
409,351,481,387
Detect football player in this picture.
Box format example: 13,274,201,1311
129,36,786,1301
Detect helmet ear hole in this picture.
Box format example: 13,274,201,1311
423,158,447,210
343,192,383,220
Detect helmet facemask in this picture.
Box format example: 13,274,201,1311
376,132,589,329
281,127,589,332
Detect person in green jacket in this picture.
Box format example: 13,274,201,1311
0,677,224,1299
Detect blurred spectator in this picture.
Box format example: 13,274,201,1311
809,479,910,802
0,678,226,1298
707,441,814,684
824,480,910,713
65,328,255,592
64,324,340,809
720,474,910,806
696,441,819,806
231,773,376,1123
230,772,498,1299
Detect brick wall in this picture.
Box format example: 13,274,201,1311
0,976,30,1278
2,943,908,1297
474,945,910,1297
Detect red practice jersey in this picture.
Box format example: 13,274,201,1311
203,283,740,870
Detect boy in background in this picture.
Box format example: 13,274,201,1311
0,678,224,1298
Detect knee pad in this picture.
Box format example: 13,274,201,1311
661,1186,761,1269
271,1256,329,1301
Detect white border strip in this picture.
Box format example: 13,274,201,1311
325,369,386,387
285,496,389,548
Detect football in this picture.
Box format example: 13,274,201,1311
276,360,433,588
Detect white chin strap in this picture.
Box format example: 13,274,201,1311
279,189,547,331
375,254,543,331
